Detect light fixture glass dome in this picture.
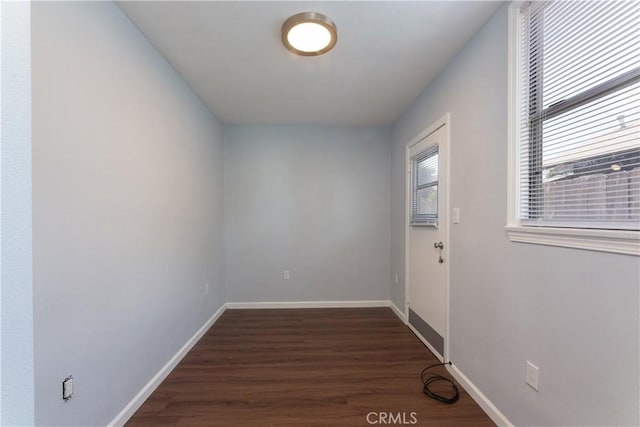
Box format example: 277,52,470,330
282,12,337,56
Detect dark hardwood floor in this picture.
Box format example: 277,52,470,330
126,308,494,426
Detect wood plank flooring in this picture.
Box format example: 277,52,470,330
126,308,494,426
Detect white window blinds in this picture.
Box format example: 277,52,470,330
411,146,439,225
518,1,640,230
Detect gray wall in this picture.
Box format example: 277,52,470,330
391,4,639,426
26,2,639,426
224,126,390,302
31,2,225,426
1,2,35,425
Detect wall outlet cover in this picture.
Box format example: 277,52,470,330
62,376,73,401
526,361,539,391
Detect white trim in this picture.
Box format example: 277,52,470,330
404,152,410,322
447,363,514,427
443,115,451,363
507,2,522,228
406,322,443,363
404,114,450,151
505,225,640,256
108,300,392,426
107,300,513,427
389,301,407,323
225,300,390,309
107,304,227,427
107,300,517,427
404,113,451,362
505,3,639,257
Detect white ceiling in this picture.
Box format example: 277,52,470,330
118,1,502,126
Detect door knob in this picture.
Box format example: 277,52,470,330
433,241,444,249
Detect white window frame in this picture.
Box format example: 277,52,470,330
506,2,640,256
410,145,439,227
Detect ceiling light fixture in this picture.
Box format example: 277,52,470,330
282,12,337,56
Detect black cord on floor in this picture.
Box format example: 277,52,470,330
420,361,459,404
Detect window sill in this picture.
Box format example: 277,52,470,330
505,225,640,256
410,222,439,228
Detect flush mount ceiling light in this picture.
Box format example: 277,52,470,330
282,12,337,56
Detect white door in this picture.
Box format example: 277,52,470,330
406,122,449,361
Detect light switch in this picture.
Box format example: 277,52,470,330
452,208,460,224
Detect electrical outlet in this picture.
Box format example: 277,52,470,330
205,283,209,295
62,376,73,401
526,361,539,391
394,273,399,285
283,270,290,280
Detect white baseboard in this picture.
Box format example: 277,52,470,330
389,301,407,323
107,304,227,427
225,300,390,309
447,363,513,427
108,300,390,425
108,300,509,427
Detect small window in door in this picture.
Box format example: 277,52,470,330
411,145,439,226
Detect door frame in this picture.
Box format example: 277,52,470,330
404,113,451,363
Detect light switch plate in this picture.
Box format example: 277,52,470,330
452,208,460,224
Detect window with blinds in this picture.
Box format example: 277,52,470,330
517,1,640,230
411,146,439,226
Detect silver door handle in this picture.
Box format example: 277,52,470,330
434,241,444,264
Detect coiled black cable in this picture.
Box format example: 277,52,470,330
420,362,459,404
